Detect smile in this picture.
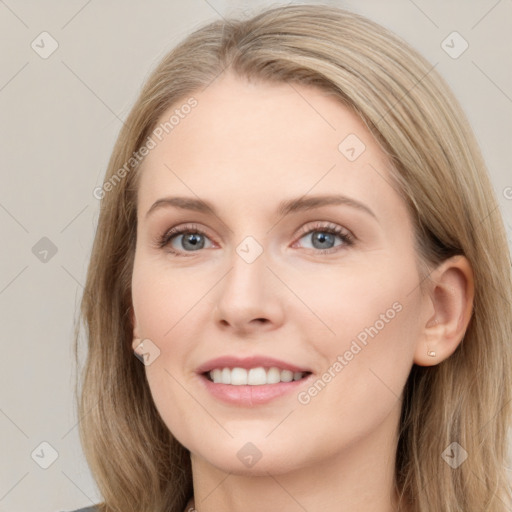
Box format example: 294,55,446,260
206,367,310,385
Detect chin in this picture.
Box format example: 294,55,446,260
186,434,313,476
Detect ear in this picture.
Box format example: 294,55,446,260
413,255,474,366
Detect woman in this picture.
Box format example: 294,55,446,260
69,4,512,512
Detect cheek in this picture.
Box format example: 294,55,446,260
287,253,419,343
131,258,211,436
131,255,213,341
298,255,422,408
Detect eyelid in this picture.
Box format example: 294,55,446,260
156,220,355,256
292,221,355,251
294,220,354,239
153,223,214,251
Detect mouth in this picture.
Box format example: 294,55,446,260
203,366,312,386
196,355,313,404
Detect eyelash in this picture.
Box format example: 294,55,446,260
154,221,355,257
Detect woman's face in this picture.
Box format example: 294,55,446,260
131,73,430,475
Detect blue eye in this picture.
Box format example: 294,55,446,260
155,221,354,257
157,224,212,254
295,222,354,254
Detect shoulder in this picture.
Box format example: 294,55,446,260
62,506,99,512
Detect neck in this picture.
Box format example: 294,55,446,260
188,404,408,512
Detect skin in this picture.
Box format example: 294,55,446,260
131,73,474,512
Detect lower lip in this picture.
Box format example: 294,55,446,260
199,374,312,406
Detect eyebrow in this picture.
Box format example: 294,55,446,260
145,194,377,220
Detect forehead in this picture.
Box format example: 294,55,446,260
137,73,400,219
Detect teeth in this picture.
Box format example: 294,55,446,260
248,367,267,385
208,366,307,385
231,367,247,385
221,367,231,384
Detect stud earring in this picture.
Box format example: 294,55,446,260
427,349,436,357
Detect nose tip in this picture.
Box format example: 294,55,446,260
214,260,284,334
219,315,270,331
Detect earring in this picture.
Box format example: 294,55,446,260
427,349,436,357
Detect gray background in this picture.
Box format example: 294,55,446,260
1,1,511,511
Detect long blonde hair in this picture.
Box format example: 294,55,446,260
76,4,512,511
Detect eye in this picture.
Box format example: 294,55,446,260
154,221,355,257
294,221,354,254
155,223,214,256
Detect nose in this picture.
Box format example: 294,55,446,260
213,246,285,335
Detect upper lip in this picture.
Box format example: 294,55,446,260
196,355,311,374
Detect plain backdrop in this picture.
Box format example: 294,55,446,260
1,1,511,511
